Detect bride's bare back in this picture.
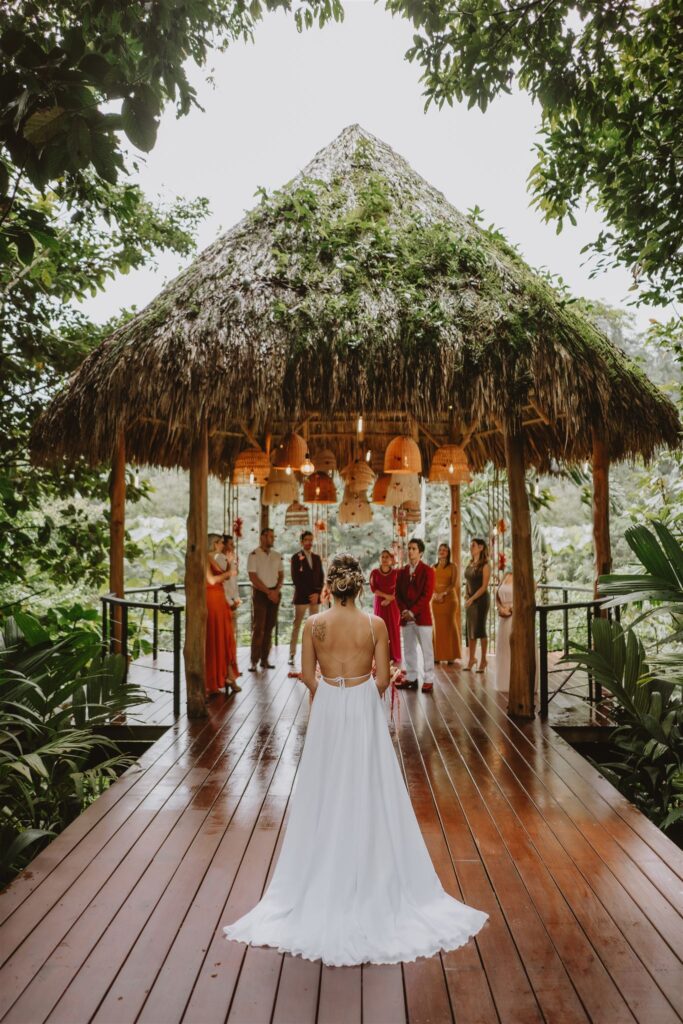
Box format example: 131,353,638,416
301,603,390,695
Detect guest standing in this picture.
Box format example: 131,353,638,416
464,538,491,673
206,534,241,696
431,543,459,663
495,568,513,690
288,530,324,667
396,538,436,693
247,528,283,672
369,549,401,666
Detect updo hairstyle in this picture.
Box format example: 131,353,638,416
326,552,365,606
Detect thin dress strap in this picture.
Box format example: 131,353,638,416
367,611,376,648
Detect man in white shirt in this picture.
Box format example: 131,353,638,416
247,528,284,671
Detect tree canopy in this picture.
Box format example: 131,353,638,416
386,0,683,306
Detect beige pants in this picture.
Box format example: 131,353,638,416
289,603,312,657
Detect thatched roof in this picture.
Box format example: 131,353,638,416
31,125,680,475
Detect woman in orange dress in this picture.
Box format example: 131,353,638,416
206,535,241,697
431,543,459,663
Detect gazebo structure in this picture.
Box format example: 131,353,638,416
31,125,680,721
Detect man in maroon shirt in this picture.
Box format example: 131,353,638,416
396,537,435,693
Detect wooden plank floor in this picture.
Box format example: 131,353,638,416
1,649,681,1024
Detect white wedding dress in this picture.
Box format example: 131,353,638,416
223,615,488,966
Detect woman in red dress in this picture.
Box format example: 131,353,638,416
369,549,402,666
206,535,241,697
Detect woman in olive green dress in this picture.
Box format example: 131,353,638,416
464,538,490,673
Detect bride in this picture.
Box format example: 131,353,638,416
223,552,487,966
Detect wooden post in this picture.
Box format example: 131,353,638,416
449,483,462,660
109,431,126,653
592,428,612,599
503,419,536,718
184,417,208,719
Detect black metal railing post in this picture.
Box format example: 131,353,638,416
562,588,569,657
539,606,549,717
101,596,109,652
152,599,159,661
172,606,181,718
121,602,129,681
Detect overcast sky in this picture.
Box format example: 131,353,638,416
84,0,653,332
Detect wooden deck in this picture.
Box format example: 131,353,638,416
1,650,682,1024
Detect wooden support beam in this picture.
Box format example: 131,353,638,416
592,428,612,600
503,420,536,718
450,483,463,660
184,417,208,719
109,431,126,653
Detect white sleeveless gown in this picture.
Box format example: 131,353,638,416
223,621,488,966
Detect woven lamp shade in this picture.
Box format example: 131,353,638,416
272,432,308,471
429,444,471,485
338,489,373,525
400,500,421,524
385,473,421,506
303,471,337,504
341,459,375,494
312,448,337,474
284,500,310,527
383,435,422,475
371,473,392,505
231,448,270,487
263,468,299,506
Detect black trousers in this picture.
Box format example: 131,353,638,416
251,589,279,665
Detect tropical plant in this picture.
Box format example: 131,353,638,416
569,618,682,833
0,613,149,883
566,520,683,834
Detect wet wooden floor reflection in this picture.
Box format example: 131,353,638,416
1,650,681,1023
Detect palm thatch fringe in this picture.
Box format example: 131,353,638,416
30,125,680,475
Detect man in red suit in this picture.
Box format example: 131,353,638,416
288,530,324,666
396,537,435,693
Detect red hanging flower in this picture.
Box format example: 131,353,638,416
233,517,243,538
497,518,507,534
315,519,326,532
498,551,507,571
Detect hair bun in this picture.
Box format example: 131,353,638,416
326,552,365,604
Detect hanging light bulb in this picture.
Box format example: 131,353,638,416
534,477,540,498
582,461,590,474
300,452,315,476
285,465,292,476
448,462,455,475
365,449,372,462
357,415,364,435
249,471,255,485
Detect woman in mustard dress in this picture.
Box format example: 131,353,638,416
431,543,459,663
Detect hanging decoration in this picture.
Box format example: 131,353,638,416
371,474,391,505
284,500,310,527
233,516,243,539
231,448,270,487
383,435,422,474
300,452,315,476
303,471,337,504
428,444,471,484
341,458,375,494
311,448,337,474
263,468,299,505
400,500,421,524
338,488,373,525
385,473,420,506
272,432,308,474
